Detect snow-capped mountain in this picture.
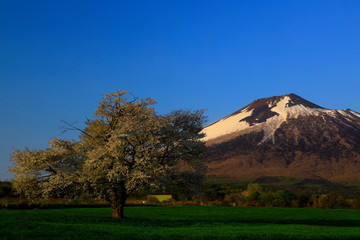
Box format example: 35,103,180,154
203,94,360,181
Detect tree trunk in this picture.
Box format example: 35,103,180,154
107,183,127,219
111,203,125,218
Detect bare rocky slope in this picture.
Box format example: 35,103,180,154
202,94,360,181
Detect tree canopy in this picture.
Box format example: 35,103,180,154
10,90,207,218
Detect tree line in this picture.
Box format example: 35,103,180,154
188,183,360,209
3,180,360,209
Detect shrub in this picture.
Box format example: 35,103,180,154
146,196,161,205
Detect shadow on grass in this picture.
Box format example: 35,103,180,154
124,216,360,228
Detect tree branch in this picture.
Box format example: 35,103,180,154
60,120,93,139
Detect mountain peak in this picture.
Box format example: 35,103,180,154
203,94,330,142
225,93,325,127
242,93,324,113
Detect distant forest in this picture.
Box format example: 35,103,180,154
2,177,360,209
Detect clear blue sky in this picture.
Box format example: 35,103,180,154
1,0,360,180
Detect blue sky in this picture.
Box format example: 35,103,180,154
1,0,360,180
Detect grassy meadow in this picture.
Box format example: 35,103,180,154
1,206,360,240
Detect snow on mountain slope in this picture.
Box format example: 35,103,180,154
202,108,253,142
202,93,360,143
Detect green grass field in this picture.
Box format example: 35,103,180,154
1,206,360,240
